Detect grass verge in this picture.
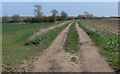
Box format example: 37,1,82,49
65,22,79,53
78,21,120,72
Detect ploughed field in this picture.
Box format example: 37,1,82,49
80,19,118,35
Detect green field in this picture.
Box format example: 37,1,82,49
65,22,79,53
2,21,66,71
78,21,120,71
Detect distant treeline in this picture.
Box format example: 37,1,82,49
2,15,119,23
2,15,75,23
2,5,119,23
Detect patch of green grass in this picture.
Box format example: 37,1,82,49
2,21,65,71
78,21,120,71
70,57,77,63
65,22,79,53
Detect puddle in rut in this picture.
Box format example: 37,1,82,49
79,41,90,46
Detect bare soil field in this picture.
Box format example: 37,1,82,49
80,19,118,35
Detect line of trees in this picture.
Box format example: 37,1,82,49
77,12,94,19
2,14,21,23
3,4,118,23
2,5,70,23
2,5,97,23
24,5,69,23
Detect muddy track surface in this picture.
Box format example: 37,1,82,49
31,22,82,72
76,22,114,72
29,21,70,41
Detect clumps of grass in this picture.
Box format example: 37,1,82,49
78,21,120,72
24,22,70,46
70,57,77,63
23,22,70,53
65,22,79,53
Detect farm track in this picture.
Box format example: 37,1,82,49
29,21,70,41
76,22,114,72
30,21,114,72
31,22,83,72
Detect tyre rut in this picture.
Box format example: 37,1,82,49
76,21,114,72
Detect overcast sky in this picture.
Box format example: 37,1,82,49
2,2,118,17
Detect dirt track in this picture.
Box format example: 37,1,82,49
31,21,82,72
76,22,114,72
31,21,114,72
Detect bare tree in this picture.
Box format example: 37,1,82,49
84,12,89,19
60,11,68,20
77,15,83,19
34,5,43,18
88,14,94,19
83,12,94,19
50,9,59,22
